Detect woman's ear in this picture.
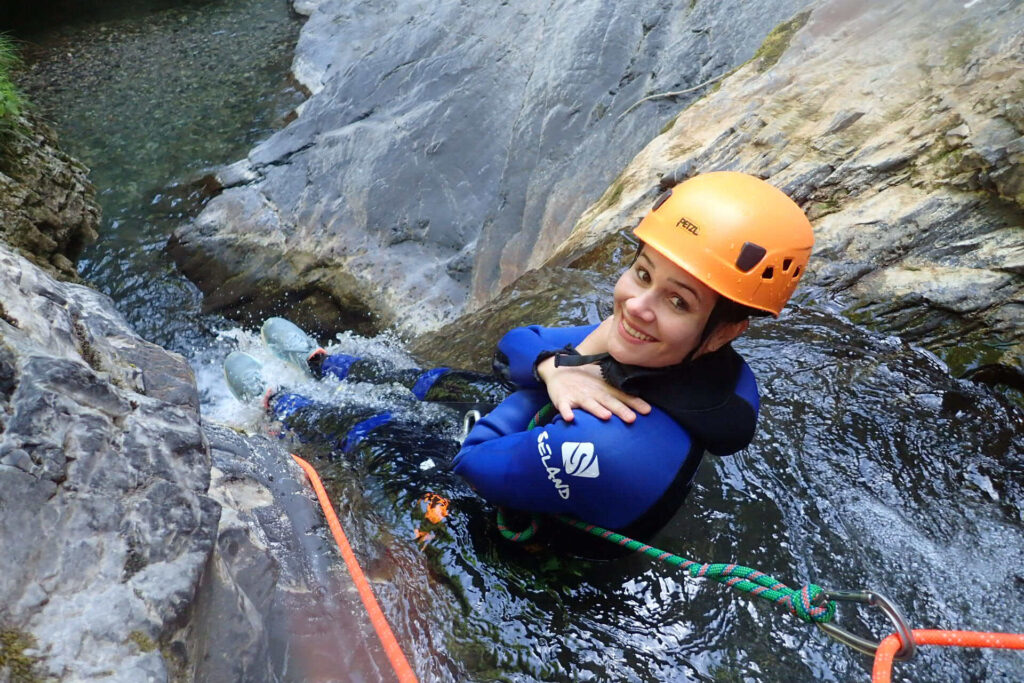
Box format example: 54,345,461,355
698,319,750,356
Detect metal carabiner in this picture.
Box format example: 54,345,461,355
815,589,917,661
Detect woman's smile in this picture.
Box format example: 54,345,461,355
618,316,657,343
605,246,718,367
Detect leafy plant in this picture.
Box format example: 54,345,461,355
0,34,26,129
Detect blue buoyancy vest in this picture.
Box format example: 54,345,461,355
452,324,759,537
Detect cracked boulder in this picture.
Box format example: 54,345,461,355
0,243,213,680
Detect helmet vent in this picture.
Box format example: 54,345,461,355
735,242,767,272
652,190,672,211
783,258,793,272
793,266,802,278
761,266,775,280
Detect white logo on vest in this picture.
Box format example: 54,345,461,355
561,442,600,478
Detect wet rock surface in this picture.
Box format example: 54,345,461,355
171,0,809,334
0,114,99,280
194,424,385,682
542,0,1024,376
0,245,379,681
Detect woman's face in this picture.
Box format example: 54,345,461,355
607,246,720,367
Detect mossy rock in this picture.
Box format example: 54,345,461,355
0,628,41,683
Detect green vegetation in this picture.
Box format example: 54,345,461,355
0,628,41,682
127,631,157,653
752,10,811,73
945,24,982,70
0,35,26,132
594,170,627,214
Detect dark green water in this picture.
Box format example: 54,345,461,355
11,2,1024,681
12,0,304,352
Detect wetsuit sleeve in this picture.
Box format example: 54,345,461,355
452,401,698,531
494,324,598,389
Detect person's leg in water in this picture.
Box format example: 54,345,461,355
226,348,622,559
225,348,446,450
260,317,509,410
225,349,467,547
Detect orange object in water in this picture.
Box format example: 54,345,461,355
420,492,450,524
291,454,418,683
872,629,1024,682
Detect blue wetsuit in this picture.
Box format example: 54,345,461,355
452,324,760,541
260,324,758,546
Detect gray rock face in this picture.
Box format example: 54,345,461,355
170,0,810,334
546,0,1024,373
0,244,211,680
0,243,383,680
191,425,385,683
0,114,99,280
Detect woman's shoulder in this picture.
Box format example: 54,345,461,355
499,323,599,348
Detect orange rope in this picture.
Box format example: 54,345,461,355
872,630,1024,682
291,454,419,683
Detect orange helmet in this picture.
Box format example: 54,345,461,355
633,171,814,316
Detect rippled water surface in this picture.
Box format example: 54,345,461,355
14,3,1024,681
14,0,304,352
263,307,1023,681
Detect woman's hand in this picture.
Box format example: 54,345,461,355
535,319,651,423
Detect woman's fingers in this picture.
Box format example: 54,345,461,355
623,395,652,415
601,396,636,423
543,363,652,423
582,397,614,421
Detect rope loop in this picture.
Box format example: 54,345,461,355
785,584,836,624
496,508,540,542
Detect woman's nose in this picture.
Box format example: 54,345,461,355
624,292,656,321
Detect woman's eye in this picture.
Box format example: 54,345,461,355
670,295,689,311
635,266,651,283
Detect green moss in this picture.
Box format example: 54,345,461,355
937,340,1011,378
595,175,626,214
945,24,983,70
0,35,26,132
660,114,677,134
128,631,157,653
752,10,811,73
0,628,41,682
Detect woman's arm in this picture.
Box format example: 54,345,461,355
535,318,651,424
452,402,696,530
495,324,596,388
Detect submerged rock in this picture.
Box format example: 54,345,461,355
0,244,379,681
170,0,810,335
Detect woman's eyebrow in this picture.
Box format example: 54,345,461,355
640,251,701,302
667,278,701,303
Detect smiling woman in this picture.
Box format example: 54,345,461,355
452,171,814,545
222,172,815,555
